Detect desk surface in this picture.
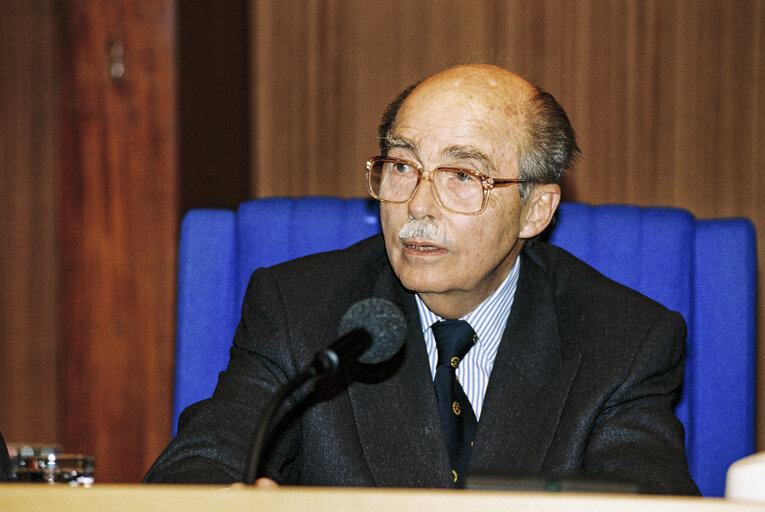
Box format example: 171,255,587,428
2,485,765,512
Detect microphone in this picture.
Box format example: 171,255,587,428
244,298,407,484
310,298,408,373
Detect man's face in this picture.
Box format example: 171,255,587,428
380,77,539,318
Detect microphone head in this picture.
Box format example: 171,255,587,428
337,298,407,364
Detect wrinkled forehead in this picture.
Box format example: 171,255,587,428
391,67,533,171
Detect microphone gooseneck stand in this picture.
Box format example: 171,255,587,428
243,366,316,485
243,328,372,484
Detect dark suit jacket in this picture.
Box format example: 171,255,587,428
0,430,8,481
145,235,699,495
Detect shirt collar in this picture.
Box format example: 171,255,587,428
415,256,521,334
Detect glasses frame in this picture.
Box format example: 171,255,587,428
365,156,527,215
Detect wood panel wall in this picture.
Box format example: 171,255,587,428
250,0,765,442
56,0,178,482
0,0,59,446
178,1,251,214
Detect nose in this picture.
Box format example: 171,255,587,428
407,171,439,219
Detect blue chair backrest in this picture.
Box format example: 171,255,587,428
174,197,756,497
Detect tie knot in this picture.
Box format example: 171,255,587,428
432,320,476,368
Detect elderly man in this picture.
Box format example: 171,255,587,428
145,64,699,495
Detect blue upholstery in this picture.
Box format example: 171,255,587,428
173,197,756,497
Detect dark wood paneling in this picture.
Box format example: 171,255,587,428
178,0,251,214
0,0,59,445
251,0,511,198
57,0,177,482
249,0,765,447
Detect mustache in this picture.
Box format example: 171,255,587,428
398,220,453,249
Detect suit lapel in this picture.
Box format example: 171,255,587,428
345,264,452,487
470,251,582,475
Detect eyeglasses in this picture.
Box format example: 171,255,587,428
365,156,526,215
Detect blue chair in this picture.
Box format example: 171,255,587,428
173,197,756,497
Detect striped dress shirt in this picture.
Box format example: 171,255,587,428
415,257,521,420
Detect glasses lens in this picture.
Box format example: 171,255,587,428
368,159,418,202
432,169,484,214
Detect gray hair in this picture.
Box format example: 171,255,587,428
516,86,580,199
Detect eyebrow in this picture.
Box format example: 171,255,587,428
383,136,499,175
443,145,498,175
384,134,416,151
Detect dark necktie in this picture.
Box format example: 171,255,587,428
432,319,478,487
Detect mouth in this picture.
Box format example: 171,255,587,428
402,240,447,254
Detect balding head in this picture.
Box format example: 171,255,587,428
378,64,579,198
373,64,571,318
414,64,537,113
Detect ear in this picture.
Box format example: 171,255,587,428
518,184,561,239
